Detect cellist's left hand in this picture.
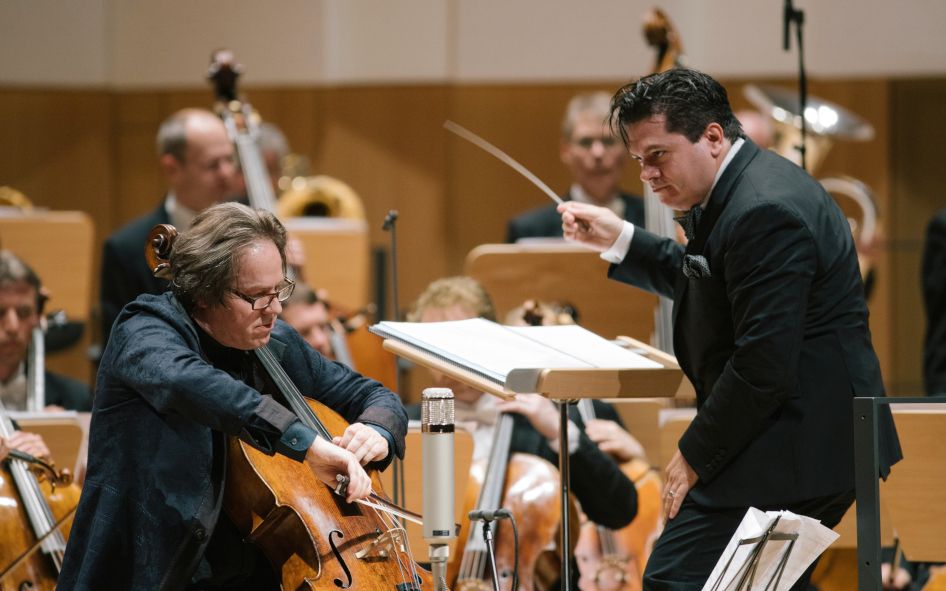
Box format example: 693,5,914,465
333,423,388,465
7,431,51,462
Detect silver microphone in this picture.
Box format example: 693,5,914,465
422,387,455,591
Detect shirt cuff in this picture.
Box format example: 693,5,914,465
275,420,317,462
600,221,636,264
546,420,581,456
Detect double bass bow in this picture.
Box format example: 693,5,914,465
145,224,434,591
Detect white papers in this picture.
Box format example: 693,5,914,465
702,507,840,591
370,318,661,386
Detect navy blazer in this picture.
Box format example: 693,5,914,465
59,293,407,590
100,200,172,344
506,190,644,243
922,207,946,396
610,140,901,508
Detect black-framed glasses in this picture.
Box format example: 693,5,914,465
231,279,295,310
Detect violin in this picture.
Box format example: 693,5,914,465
146,223,432,591
0,328,80,590
448,412,577,591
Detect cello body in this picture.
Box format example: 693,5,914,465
0,464,80,590
224,397,431,591
574,458,662,591
447,450,578,591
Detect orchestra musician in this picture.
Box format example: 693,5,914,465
59,203,407,590
558,67,902,590
278,282,336,359
506,91,645,243
100,108,237,346
0,249,92,412
405,276,639,587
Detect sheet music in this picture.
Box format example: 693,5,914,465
371,318,660,385
703,507,840,591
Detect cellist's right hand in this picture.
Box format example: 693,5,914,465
305,436,371,503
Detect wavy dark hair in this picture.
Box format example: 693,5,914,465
610,68,744,146
170,202,287,311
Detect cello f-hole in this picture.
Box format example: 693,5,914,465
329,529,353,589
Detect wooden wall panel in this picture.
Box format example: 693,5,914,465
0,77,937,398
889,79,946,396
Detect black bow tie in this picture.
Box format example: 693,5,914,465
674,206,703,241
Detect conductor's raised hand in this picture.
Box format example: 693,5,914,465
558,201,624,252
306,435,372,503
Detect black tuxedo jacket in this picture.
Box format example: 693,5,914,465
406,400,637,529
922,207,946,396
610,140,901,508
506,190,644,243
100,200,171,344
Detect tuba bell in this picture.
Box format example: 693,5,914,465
276,175,366,220
0,186,34,211
743,84,881,285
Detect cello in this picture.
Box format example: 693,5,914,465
145,224,433,591
572,399,662,591
447,411,577,591
0,329,80,590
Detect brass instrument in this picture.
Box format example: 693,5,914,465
744,84,880,280
276,174,366,220
0,187,34,211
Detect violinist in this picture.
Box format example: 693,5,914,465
405,277,638,587
59,203,407,590
0,249,91,412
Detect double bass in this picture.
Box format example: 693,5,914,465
146,225,432,591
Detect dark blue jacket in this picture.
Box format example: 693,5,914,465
58,293,406,590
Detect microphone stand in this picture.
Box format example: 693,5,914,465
479,519,502,591
381,210,405,509
783,0,808,171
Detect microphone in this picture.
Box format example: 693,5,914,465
382,209,399,231
422,387,455,591
468,508,512,523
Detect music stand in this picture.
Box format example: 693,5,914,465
376,326,682,590
465,243,658,341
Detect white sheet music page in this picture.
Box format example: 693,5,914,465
702,507,839,591
371,318,659,384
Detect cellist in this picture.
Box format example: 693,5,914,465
58,202,407,590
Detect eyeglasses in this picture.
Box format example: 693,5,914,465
572,136,620,150
231,279,295,310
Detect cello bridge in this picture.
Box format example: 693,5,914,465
353,527,407,560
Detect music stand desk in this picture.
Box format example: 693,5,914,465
381,335,682,590
854,397,946,591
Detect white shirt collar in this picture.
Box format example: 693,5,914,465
165,193,200,231
700,137,745,209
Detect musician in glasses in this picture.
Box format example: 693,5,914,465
506,91,644,243
60,202,407,591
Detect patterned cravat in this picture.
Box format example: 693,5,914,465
674,206,703,241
